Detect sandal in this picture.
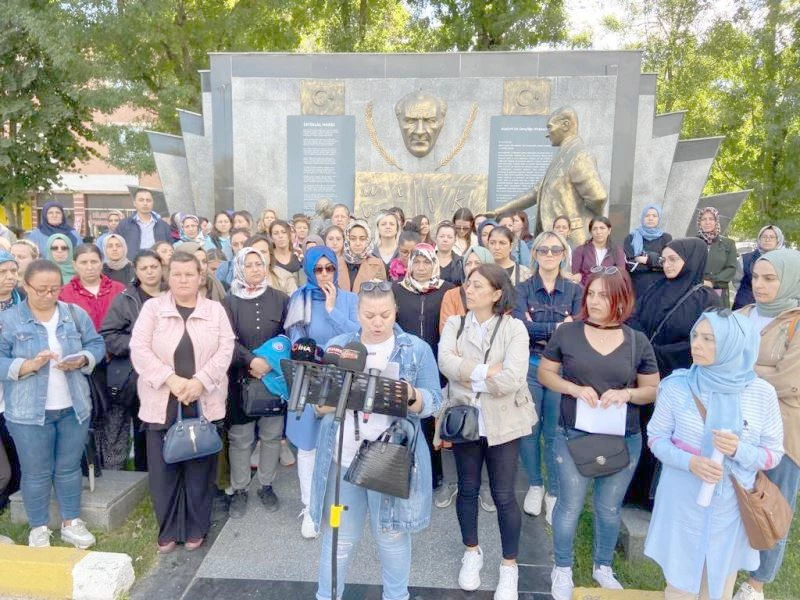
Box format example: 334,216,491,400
185,537,204,551
157,540,177,554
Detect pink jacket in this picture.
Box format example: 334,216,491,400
130,292,235,424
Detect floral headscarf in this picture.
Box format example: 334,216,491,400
179,214,205,244
400,243,444,294
696,207,721,245
343,220,376,265
230,247,269,299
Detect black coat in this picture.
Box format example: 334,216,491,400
624,232,672,301
222,288,289,426
439,256,464,286
103,263,135,287
733,249,761,310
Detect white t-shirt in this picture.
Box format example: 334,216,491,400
749,307,775,333
43,311,73,410
594,247,608,267
338,335,396,468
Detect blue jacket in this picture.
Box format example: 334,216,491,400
284,290,360,450
215,260,234,289
512,273,583,356
309,326,442,534
0,301,106,425
115,213,172,259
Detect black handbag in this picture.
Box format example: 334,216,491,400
106,356,137,408
565,325,637,478
439,315,502,444
162,402,223,464
344,419,417,499
241,377,285,417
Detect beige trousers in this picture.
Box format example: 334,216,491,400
664,563,737,600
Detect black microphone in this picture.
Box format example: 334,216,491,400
317,345,342,407
333,341,367,422
287,338,318,415
362,365,381,423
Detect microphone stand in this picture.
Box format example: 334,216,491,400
329,372,351,600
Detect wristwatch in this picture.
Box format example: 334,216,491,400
407,385,417,406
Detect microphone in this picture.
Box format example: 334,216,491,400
317,345,342,407
333,341,367,422
287,337,318,415
362,365,381,423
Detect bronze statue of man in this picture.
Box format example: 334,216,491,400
491,107,607,246
395,91,448,158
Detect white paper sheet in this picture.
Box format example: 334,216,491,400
574,399,628,436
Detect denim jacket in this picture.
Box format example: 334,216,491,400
0,301,105,425
512,274,583,356
309,325,443,534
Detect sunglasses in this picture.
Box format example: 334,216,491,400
360,280,393,293
313,264,336,274
590,266,619,275
702,306,747,337
50,245,68,251
535,245,565,257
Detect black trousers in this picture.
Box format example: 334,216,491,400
0,414,20,510
421,416,443,487
146,430,216,544
453,437,521,560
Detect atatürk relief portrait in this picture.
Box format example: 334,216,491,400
394,91,448,158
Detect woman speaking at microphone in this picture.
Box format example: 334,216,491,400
308,281,442,600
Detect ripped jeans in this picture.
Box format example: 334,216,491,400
551,427,641,568
317,463,411,600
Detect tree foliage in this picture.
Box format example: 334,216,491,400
0,0,97,213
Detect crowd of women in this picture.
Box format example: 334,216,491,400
0,197,796,600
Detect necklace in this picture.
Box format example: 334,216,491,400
585,321,622,330
585,321,622,346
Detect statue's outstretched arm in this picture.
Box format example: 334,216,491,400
486,186,538,217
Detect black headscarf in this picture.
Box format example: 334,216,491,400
636,237,708,334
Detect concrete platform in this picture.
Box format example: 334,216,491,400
10,470,148,532
619,507,651,562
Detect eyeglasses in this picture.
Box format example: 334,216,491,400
703,306,746,337
313,264,336,274
590,266,619,275
360,281,393,293
29,286,62,297
535,245,565,257
454,226,472,233
50,245,68,252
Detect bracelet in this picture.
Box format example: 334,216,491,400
407,387,417,406
626,388,633,402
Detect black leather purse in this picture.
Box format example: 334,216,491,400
439,316,502,444
565,325,637,478
241,377,285,418
344,419,417,499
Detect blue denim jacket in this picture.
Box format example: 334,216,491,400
512,273,583,356
309,325,443,534
0,301,106,425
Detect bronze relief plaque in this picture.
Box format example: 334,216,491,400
301,81,346,116
503,79,551,116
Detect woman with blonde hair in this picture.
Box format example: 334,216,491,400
373,210,401,267
257,209,278,234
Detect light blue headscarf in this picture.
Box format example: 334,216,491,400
284,246,339,339
681,311,759,457
630,204,665,256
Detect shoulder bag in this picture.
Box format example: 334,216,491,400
241,376,285,417
439,315,503,444
163,401,223,464
648,283,705,343
565,326,636,478
344,419,417,499
692,395,791,550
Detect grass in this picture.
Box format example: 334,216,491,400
570,502,800,598
0,496,160,580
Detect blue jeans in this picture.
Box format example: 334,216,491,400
552,427,641,568
751,455,800,583
317,463,412,600
518,360,561,495
6,408,89,527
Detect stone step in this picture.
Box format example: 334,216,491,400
619,506,652,562
10,470,148,532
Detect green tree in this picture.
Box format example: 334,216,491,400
0,0,97,223
408,0,567,50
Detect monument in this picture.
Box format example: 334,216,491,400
147,52,749,238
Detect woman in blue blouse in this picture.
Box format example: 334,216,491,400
284,246,359,538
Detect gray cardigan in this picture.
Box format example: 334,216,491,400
437,313,537,446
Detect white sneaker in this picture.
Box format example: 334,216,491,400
28,526,51,548
479,488,496,512
733,582,765,600
60,518,95,549
592,564,623,589
544,494,557,526
458,546,483,591
550,566,574,600
0,534,14,545
299,507,317,539
523,485,544,516
494,563,518,600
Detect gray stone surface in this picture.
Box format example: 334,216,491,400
10,470,148,532
147,132,197,216
179,109,215,220
619,507,651,561
198,450,553,592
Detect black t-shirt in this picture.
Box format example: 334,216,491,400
543,321,659,435
275,253,302,274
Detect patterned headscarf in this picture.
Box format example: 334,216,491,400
230,247,269,299
343,220,375,265
400,243,443,294
696,207,721,245
179,214,205,244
